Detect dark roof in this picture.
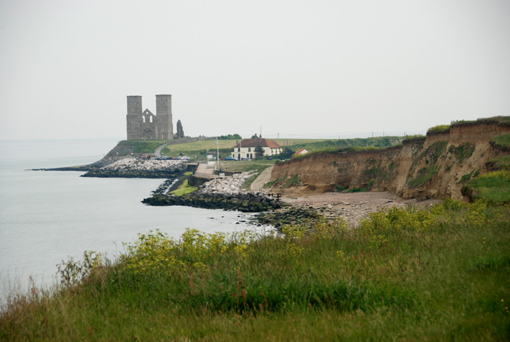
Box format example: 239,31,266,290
234,138,281,148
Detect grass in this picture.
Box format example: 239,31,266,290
449,143,475,163
488,155,510,171
120,137,405,163
115,140,167,154
451,116,510,127
427,124,450,134
161,139,239,160
468,170,510,204
491,134,510,150
170,178,198,196
287,136,403,155
1,201,509,340
160,139,331,161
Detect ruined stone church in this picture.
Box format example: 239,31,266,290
126,95,173,140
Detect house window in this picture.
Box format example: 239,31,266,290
248,147,251,152
238,148,240,152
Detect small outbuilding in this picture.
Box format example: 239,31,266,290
293,148,309,156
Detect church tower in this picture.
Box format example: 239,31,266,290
155,94,174,140
125,94,174,140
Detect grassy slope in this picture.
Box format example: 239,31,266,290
115,140,167,154
466,133,510,204
2,201,509,341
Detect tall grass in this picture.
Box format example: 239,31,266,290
1,201,509,341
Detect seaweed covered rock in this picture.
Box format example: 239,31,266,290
142,192,282,212
251,207,322,229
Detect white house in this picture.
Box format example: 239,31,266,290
232,137,282,160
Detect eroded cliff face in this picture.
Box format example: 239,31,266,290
269,121,510,200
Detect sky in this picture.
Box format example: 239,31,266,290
1,0,509,140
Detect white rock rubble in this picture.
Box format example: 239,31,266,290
197,172,256,195
101,157,186,172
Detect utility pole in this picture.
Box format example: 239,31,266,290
216,138,219,170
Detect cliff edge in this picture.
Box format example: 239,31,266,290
269,118,510,200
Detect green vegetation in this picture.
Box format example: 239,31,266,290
115,140,167,154
170,173,198,196
2,201,509,340
218,134,242,140
220,159,276,173
403,134,425,140
458,169,480,184
491,134,510,150
284,136,402,156
468,170,510,204
161,139,238,160
427,124,450,134
407,141,448,188
451,116,510,127
449,143,475,163
284,174,301,188
488,155,510,171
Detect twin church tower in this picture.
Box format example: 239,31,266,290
126,95,173,140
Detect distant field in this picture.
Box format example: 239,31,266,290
273,138,330,147
116,137,403,161
219,159,277,173
161,139,330,161
161,139,238,160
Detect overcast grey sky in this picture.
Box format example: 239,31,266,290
1,0,509,140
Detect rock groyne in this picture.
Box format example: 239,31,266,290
83,158,186,178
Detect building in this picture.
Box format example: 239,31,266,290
293,148,309,156
126,95,173,140
232,136,282,160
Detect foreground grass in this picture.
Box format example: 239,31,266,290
1,200,509,341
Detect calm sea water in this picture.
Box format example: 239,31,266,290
0,139,256,298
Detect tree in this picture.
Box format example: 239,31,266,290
176,120,184,139
255,145,264,157
278,147,295,159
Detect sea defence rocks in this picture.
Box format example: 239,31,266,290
143,171,282,212
142,192,282,212
196,172,256,195
83,158,186,178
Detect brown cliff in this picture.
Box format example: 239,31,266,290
269,119,510,200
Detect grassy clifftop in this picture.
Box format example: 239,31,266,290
1,200,509,340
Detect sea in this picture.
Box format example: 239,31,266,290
0,139,257,302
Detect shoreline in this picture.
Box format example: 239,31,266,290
32,155,441,228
